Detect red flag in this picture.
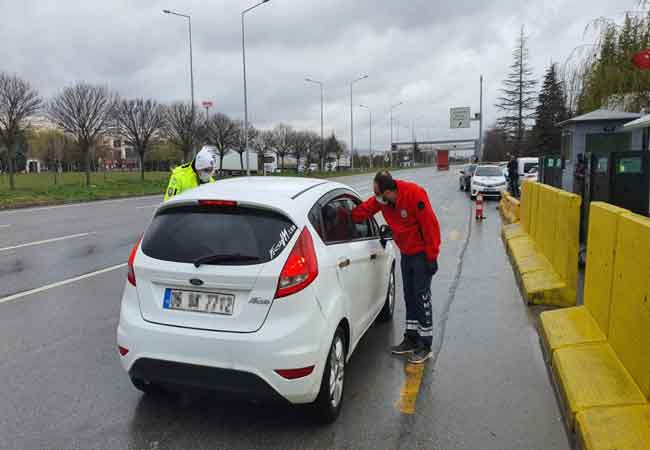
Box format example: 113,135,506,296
632,49,650,70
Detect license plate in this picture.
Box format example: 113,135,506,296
163,288,235,316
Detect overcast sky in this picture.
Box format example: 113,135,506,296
0,0,637,153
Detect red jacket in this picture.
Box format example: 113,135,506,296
352,180,441,261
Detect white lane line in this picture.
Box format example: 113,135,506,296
0,195,163,216
0,232,95,253
0,263,126,305
0,224,10,229
135,204,158,209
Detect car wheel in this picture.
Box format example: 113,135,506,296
130,377,163,395
312,327,347,424
378,265,395,322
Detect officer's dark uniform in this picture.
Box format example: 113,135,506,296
352,180,441,349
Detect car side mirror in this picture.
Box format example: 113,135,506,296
379,224,393,248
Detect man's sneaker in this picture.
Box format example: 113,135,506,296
391,338,417,355
409,347,433,364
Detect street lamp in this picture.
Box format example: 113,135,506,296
359,104,372,169
163,9,194,118
242,0,272,176
389,101,404,167
305,78,324,171
350,74,368,170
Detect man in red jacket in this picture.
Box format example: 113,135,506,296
352,171,441,364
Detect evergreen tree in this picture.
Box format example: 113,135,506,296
533,63,569,155
496,26,537,156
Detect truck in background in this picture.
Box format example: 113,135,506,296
437,149,450,171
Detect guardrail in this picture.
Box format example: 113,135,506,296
501,181,581,307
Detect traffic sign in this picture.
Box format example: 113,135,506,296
202,101,214,108
450,107,471,129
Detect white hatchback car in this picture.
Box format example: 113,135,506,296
117,177,396,423
470,165,508,199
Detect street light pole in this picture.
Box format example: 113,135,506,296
305,78,324,171
163,9,194,121
242,0,271,176
389,102,403,168
349,75,368,171
359,105,372,169
478,75,484,161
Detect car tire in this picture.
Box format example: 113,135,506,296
130,377,163,395
312,327,347,424
377,265,396,322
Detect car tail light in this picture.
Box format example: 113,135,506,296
127,236,143,287
118,346,129,357
275,366,315,380
198,200,237,207
275,228,318,299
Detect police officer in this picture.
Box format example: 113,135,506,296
507,154,520,197
164,147,216,201
352,171,441,364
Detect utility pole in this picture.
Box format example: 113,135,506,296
479,75,484,161
349,75,368,171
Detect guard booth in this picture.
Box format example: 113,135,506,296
557,109,646,247
540,155,563,188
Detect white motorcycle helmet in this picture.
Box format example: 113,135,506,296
195,147,215,183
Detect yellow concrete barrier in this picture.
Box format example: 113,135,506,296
550,212,650,434
499,191,520,224
502,181,581,307
539,203,629,360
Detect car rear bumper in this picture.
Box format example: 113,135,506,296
129,358,289,404
117,283,329,404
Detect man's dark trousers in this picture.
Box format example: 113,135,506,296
400,252,434,350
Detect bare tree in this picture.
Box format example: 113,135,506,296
112,98,165,180
292,130,311,171
163,101,202,162
306,131,325,171
234,121,258,171
205,113,238,172
0,73,42,189
272,123,295,170
48,83,114,186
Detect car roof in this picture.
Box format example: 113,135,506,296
160,177,359,224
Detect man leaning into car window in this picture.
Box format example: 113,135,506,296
352,171,441,364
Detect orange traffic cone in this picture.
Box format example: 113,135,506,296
475,193,485,221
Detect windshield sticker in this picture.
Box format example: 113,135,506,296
269,224,298,259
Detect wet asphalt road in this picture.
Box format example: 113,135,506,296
0,168,570,450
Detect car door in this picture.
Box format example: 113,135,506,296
347,198,391,317
320,195,374,340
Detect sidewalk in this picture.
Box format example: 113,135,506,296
416,203,571,450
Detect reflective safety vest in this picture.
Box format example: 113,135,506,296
164,162,215,202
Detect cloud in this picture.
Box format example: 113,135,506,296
0,0,631,152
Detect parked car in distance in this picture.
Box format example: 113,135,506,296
521,165,539,183
117,177,397,424
470,165,508,199
458,164,477,191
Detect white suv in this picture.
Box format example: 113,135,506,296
117,177,396,423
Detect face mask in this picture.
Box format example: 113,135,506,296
198,171,212,183
375,195,388,205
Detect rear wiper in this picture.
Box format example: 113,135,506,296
193,253,261,268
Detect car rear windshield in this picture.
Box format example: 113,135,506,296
141,205,298,265
475,166,502,177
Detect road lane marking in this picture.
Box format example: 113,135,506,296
397,362,425,414
0,195,163,216
135,204,158,209
0,232,95,253
0,263,127,305
0,224,10,229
